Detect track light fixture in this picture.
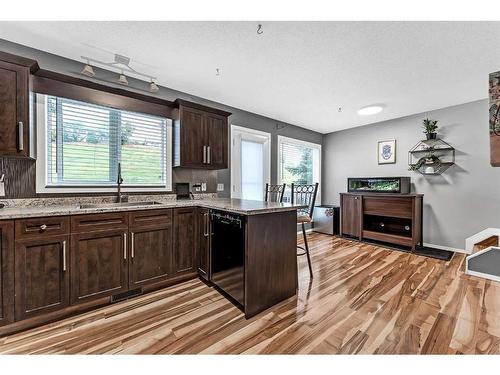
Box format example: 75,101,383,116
80,54,159,92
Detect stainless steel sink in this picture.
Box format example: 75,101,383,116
78,201,163,209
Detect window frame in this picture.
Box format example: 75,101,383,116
35,93,173,193
277,135,322,204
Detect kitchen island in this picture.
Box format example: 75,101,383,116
0,197,303,335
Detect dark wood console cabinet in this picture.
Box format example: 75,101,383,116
340,193,423,250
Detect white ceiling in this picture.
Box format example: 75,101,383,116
1,21,500,134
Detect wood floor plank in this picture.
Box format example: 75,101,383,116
1,233,499,354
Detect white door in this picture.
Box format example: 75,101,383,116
231,125,271,200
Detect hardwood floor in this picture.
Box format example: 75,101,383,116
1,233,499,354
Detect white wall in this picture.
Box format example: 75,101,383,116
322,99,500,251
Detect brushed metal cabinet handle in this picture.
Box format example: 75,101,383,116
40,224,47,231
203,145,207,164
18,122,24,151
204,213,209,237
123,233,127,260
207,146,211,164
131,232,135,258
62,240,67,271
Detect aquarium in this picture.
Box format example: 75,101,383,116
347,177,410,194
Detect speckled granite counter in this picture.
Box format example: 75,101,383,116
0,195,304,220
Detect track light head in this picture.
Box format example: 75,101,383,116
81,63,95,77
149,80,159,93
118,72,128,85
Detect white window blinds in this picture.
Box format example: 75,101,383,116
45,96,167,187
278,137,321,185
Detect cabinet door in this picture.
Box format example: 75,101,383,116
70,229,128,304
0,61,29,157
197,208,210,280
180,106,206,167
0,221,14,326
172,208,197,277
341,195,361,238
129,224,172,289
206,113,228,169
15,235,70,320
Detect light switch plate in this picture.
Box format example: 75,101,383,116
217,183,224,192
201,183,207,192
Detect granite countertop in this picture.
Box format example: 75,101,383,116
0,196,305,220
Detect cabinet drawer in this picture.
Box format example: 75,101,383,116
363,197,413,219
71,212,128,233
15,216,70,240
129,209,172,228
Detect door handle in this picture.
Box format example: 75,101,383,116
62,240,67,271
207,146,211,164
203,145,207,164
123,233,127,260
17,122,24,152
131,232,135,258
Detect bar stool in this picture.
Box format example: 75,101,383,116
291,183,319,279
264,183,286,203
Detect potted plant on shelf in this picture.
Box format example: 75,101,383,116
409,153,442,174
423,118,438,140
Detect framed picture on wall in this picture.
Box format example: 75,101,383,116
378,139,396,164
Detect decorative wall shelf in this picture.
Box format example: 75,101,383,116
408,138,455,175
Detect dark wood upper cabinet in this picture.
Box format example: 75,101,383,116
14,235,70,320
205,112,228,169
129,210,173,289
340,194,362,238
70,229,128,304
0,221,14,326
0,60,30,157
173,100,230,170
197,208,210,281
172,208,197,277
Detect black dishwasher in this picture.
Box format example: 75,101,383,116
210,210,245,307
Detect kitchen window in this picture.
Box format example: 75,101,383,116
277,135,321,203
35,94,172,193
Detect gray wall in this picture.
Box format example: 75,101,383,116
322,99,500,251
0,39,322,198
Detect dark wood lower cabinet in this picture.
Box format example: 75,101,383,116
14,235,70,321
129,224,172,289
0,221,14,326
0,207,216,335
197,208,210,280
173,208,197,277
340,193,423,250
70,229,128,304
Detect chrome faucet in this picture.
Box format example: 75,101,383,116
117,162,124,203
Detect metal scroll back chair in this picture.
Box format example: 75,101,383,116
264,183,286,203
291,182,319,279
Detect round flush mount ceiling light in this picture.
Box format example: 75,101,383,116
357,104,384,116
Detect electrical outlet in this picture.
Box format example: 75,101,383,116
201,183,207,192
217,183,224,192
